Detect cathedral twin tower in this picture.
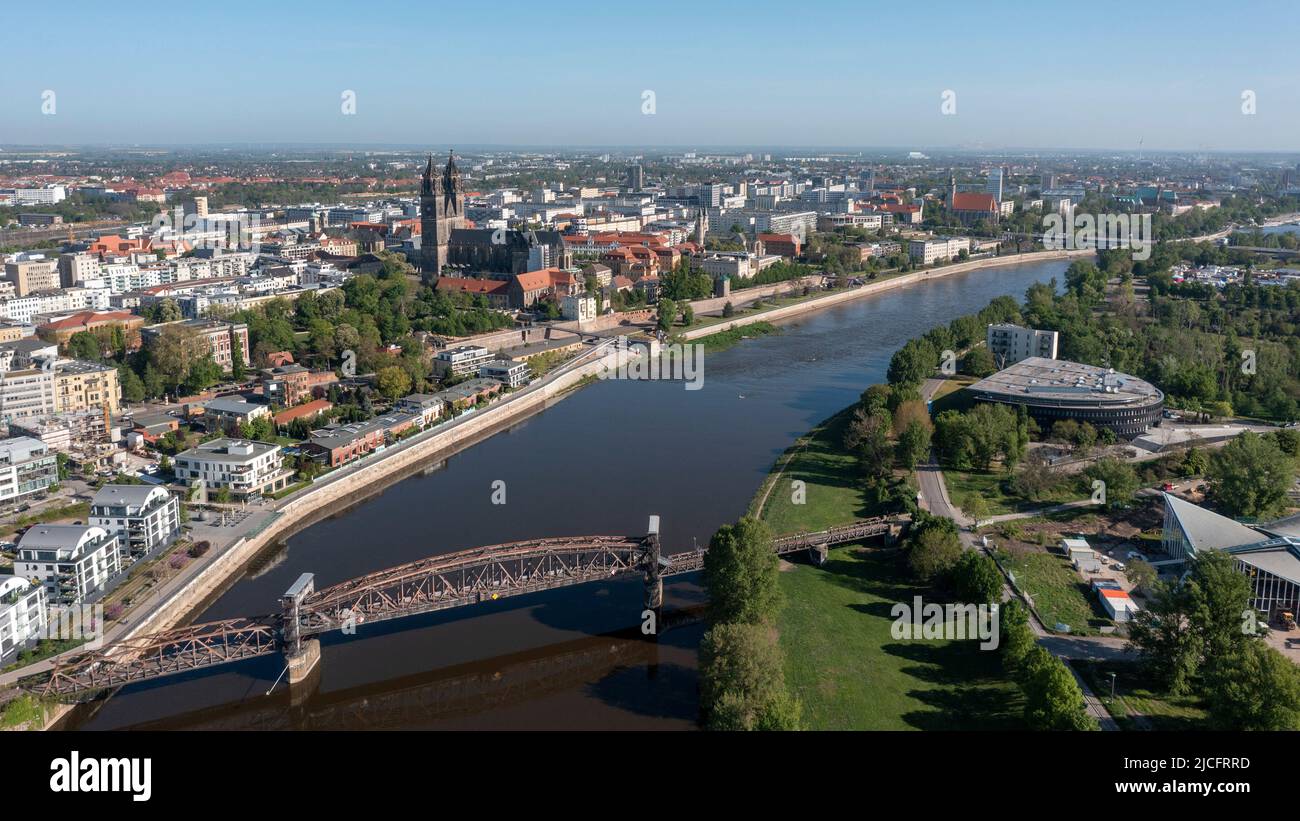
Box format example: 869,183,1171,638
419,150,466,276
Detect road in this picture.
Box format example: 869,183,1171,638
919,376,1127,730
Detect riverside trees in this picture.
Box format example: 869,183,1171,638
699,517,801,730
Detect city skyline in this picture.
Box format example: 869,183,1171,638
3,0,1299,151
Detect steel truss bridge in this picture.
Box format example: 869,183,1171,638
22,516,899,698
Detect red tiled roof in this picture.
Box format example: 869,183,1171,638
434,276,508,295
951,192,998,212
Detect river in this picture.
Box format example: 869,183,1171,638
68,257,1069,730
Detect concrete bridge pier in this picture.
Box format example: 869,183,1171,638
808,543,828,566
642,515,664,635
285,639,321,707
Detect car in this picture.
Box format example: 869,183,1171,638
1126,551,1148,562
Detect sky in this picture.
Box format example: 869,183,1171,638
2,0,1298,151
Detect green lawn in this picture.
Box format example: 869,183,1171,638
0,693,52,729
945,470,1081,517
927,376,976,415
778,545,1026,730
1075,660,1210,730
995,547,1114,635
757,410,883,536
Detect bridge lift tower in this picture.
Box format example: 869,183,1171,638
280,572,320,699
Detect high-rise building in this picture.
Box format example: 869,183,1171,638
985,167,1005,202
626,164,644,192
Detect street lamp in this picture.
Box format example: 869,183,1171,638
1108,671,1117,700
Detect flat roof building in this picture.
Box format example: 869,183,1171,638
965,357,1163,438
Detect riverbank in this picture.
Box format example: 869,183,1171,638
19,251,1087,721
124,250,1090,646
679,248,1094,342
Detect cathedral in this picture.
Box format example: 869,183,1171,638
419,150,467,277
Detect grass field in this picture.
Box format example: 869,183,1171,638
927,376,976,415
1075,660,1210,730
945,470,1081,517
757,409,881,536
778,545,1026,730
995,546,1114,635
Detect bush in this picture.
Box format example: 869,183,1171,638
187,541,211,558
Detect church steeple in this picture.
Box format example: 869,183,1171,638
421,153,440,196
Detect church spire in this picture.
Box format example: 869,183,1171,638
421,153,438,196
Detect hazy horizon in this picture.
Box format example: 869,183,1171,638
2,0,1298,151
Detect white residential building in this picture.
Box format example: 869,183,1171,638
0,575,47,662
479,359,532,389
986,323,1060,367
89,484,181,563
173,438,291,498
434,345,494,378
908,236,970,265
14,525,122,605
0,436,59,505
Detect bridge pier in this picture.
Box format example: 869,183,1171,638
808,543,828,566
643,515,664,635
285,638,321,705
281,573,320,704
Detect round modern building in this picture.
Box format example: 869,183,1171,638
965,357,1163,439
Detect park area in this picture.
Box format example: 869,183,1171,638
778,545,1025,730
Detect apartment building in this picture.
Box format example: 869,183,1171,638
908,236,970,265
0,576,47,663
4,258,60,296
141,318,250,371
479,359,531,388
433,345,494,378
173,438,291,498
14,524,122,605
89,484,181,562
0,436,58,506
54,360,121,415
985,323,1060,367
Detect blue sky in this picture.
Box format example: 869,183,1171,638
2,0,1298,150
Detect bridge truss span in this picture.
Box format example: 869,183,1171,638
297,535,651,634
30,617,280,698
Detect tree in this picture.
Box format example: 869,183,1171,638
148,324,206,392
959,346,997,378
230,342,246,381
1083,458,1139,509
1127,580,1200,694
701,517,781,625
681,304,694,326
699,622,801,731
959,492,990,527
906,516,962,582
376,365,413,400
843,407,893,486
1125,559,1157,594
118,364,146,403
1203,641,1300,730
887,337,938,388
999,599,1036,671
656,298,676,332
67,331,102,360
950,550,1001,604
1207,431,1293,519
895,418,931,470
1019,645,1097,730
1183,549,1254,662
